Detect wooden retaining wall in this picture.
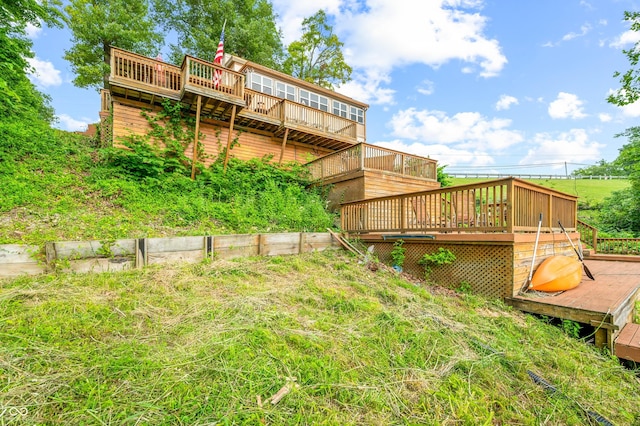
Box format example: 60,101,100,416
0,233,336,278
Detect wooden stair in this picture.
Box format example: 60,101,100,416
615,323,640,363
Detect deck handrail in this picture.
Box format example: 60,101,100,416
241,89,358,139
340,177,577,234
306,143,438,181
110,48,182,95
577,219,640,254
182,56,245,100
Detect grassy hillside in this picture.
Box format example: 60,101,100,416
1,251,638,424
0,131,335,245
451,177,630,206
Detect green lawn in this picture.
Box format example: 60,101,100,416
451,177,630,205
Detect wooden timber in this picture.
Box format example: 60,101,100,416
341,177,577,235
308,143,440,208
506,258,640,355
615,323,640,362
107,47,364,154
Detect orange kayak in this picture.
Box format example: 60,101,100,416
530,255,582,292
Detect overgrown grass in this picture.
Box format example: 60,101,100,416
0,130,336,245
1,251,638,424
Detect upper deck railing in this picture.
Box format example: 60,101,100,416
306,143,438,181
182,56,245,101
243,89,357,139
110,47,245,101
110,48,182,97
341,178,577,234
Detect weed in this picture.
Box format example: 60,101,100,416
561,319,582,339
418,247,456,279
390,239,406,269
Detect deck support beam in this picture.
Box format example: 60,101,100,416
191,95,202,180
223,104,238,173
278,128,289,164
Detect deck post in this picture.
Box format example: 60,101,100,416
278,128,289,164
592,227,598,254
190,95,202,180
359,143,365,170
223,105,238,173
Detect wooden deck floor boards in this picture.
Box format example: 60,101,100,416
506,258,640,358
510,259,640,321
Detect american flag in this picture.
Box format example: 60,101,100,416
212,26,225,88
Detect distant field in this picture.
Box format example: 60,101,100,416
450,178,630,205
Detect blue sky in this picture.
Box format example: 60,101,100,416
27,0,640,175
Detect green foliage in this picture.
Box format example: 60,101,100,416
457,280,472,294
390,239,406,268
0,0,60,122
607,11,640,107
153,0,284,69
282,10,352,90
572,159,626,177
561,319,581,339
64,0,163,89
1,251,638,424
418,247,456,278
0,118,335,244
437,164,452,187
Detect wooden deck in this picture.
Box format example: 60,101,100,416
506,258,640,358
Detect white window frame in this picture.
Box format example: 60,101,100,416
249,72,273,95
276,81,296,101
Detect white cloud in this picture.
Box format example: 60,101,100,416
271,0,342,44
548,92,587,119
25,22,42,39
417,80,434,96
520,129,603,167
372,140,494,168
336,69,395,105
610,29,640,49
388,108,524,151
56,114,91,132
561,23,591,41
495,95,518,111
271,0,507,104
26,57,62,87
620,101,640,117
598,113,612,122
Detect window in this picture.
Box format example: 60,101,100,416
299,90,310,106
350,106,364,124
333,100,347,118
250,73,272,95
276,82,296,101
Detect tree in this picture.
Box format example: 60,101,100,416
0,0,61,121
571,159,626,177
607,11,640,106
594,128,640,236
282,10,352,90
63,0,163,90
153,0,284,69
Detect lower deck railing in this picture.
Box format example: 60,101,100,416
341,178,577,234
578,220,640,255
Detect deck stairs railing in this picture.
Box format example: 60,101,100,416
306,143,438,181
578,220,640,255
341,177,577,234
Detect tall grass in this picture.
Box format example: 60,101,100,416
0,130,336,245
1,251,638,424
